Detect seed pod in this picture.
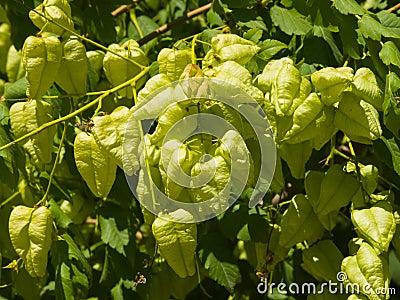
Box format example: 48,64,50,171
74,132,117,198
0,23,11,74
152,209,197,278
311,67,353,105
22,35,62,100
158,48,192,81
9,100,56,165
352,67,383,110
103,39,148,99
9,205,53,277
209,34,260,66
29,0,74,36
6,45,25,83
55,37,87,95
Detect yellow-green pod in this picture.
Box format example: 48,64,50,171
55,37,87,95
29,0,74,36
6,45,25,83
9,99,56,165
0,23,11,74
103,39,148,99
22,35,62,100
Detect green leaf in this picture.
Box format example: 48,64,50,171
334,92,382,144
257,39,287,61
9,205,53,277
3,76,27,100
314,165,362,230
383,72,400,138
270,6,312,35
152,209,197,278
204,252,240,293
379,137,400,176
74,132,117,198
359,14,399,40
352,201,396,254
377,11,400,36
379,41,400,68
333,0,364,15
99,213,130,256
313,26,343,64
9,99,56,165
279,194,325,248
0,125,16,174
279,141,313,179
243,28,263,44
301,240,344,282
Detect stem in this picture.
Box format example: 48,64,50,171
37,122,68,206
130,9,144,39
191,34,199,65
0,67,149,152
0,191,21,209
137,3,212,46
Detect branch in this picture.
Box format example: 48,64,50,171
137,2,212,46
0,68,149,152
387,3,400,13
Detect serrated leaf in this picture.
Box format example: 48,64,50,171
352,201,396,254
270,6,312,35
74,132,117,198
9,206,53,277
333,0,364,15
301,240,343,282
9,99,56,165
152,209,197,278
379,41,400,68
204,252,240,293
279,194,325,248
358,15,399,41
99,215,129,256
334,92,382,144
92,106,139,176
377,11,400,36
257,39,287,61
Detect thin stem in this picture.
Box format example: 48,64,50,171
191,34,199,65
130,9,144,39
0,67,149,152
0,191,21,209
36,122,68,206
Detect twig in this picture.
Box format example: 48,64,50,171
137,2,212,46
111,5,133,17
387,3,400,13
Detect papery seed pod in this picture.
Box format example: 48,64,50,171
55,37,87,95
157,48,192,81
29,0,74,36
9,205,53,277
22,35,62,100
103,39,148,99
